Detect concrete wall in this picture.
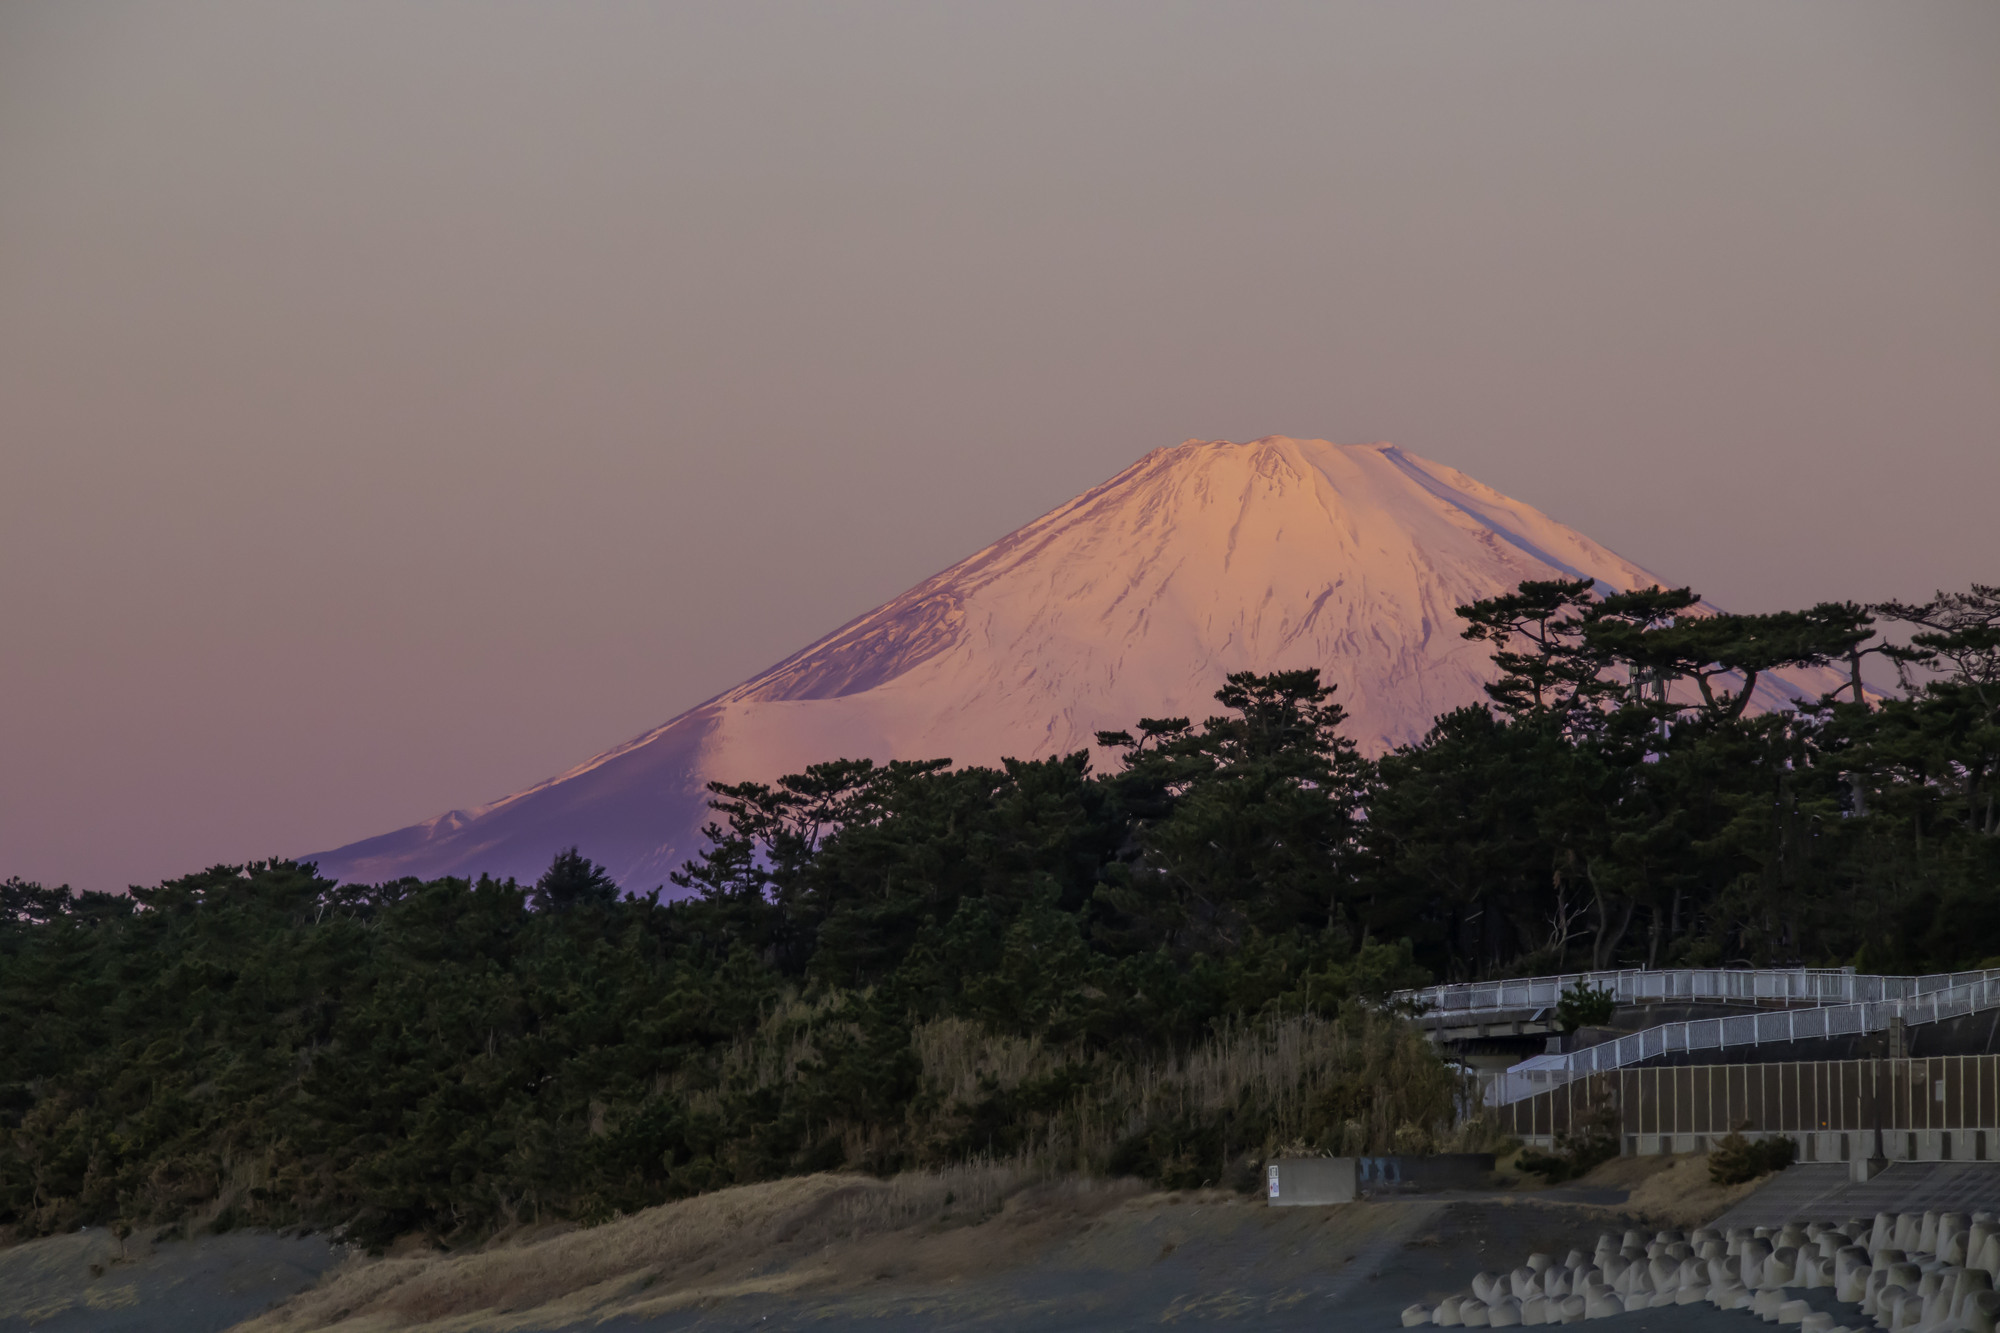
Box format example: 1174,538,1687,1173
1265,1154,1496,1205
1358,1154,1497,1193
1605,1127,1997,1164
1266,1157,1357,1206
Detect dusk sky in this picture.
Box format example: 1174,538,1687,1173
3,2,1996,893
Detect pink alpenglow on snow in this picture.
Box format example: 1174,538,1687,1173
306,438,1844,890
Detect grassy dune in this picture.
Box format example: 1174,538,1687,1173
229,1163,1494,1333
233,1165,1111,1331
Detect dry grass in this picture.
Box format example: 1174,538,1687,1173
231,1163,1064,1333
657,1000,1465,1190
901,1007,1465,1171
230,1005,1466,1328
1616,1153,1768,1228
1488,1149,1770,1228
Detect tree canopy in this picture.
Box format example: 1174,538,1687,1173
3,580,1994,1248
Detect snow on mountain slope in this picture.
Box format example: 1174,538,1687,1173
306,437,1848,889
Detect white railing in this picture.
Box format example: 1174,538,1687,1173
1401,968,2000,1019
1482,975,2000,1106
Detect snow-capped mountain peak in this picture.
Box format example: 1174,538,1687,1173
306,438,1834,888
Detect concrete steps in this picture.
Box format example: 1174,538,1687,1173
1715,1162,2000,1229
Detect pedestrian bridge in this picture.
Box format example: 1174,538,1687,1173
1399,967,2000,1021
1389,968,2000,1107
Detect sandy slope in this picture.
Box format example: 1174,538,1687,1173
0,1226,339,1333
2,1157,1805,1333
220,1164,1704,1333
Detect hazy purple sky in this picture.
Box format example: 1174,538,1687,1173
3,2,1996,892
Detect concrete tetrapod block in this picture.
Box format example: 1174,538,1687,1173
1965,1289,2000,1330
1978,1235,2000,1282
1800,1315,1836,1333
1583,1290,1622,1319
1922,1213,1942,1257
1745,1240,1775,1290
1780,1299,1813,1325
1768,1247,1802,1290
1942,1215,1971,1267
1918,1272,1948,1331
1558,1295,1586,1324
1473,1274,1504,1304
1955,1294,1989,1333
1968,1223,1995,1271
1520,1296,1549,1326
1752,1289,1786,1322
1434,1296,1464,1325
1838,1249,1873,1302
1678,1286,1712,1306
1954,1269,1995,1326
1865,1271,1890,1318
1489,1299,1523,1327
1512,1268,1542,1300
1462,1299,1491,1327
1405,1304,1434,1326
1884,1267,1929,1318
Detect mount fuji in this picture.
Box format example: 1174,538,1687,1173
307,437,1842,889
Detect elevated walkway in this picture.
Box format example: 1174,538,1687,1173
1482,975,2000,1104
1393,968,2000,1105
1402,968,2000,1022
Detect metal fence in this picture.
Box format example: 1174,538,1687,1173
1402,967,2000,1019
1495,1054,2000,1143
1484,976,2000,1105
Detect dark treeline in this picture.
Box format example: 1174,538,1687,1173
1,580,1993,1245
1368,580,2000,975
